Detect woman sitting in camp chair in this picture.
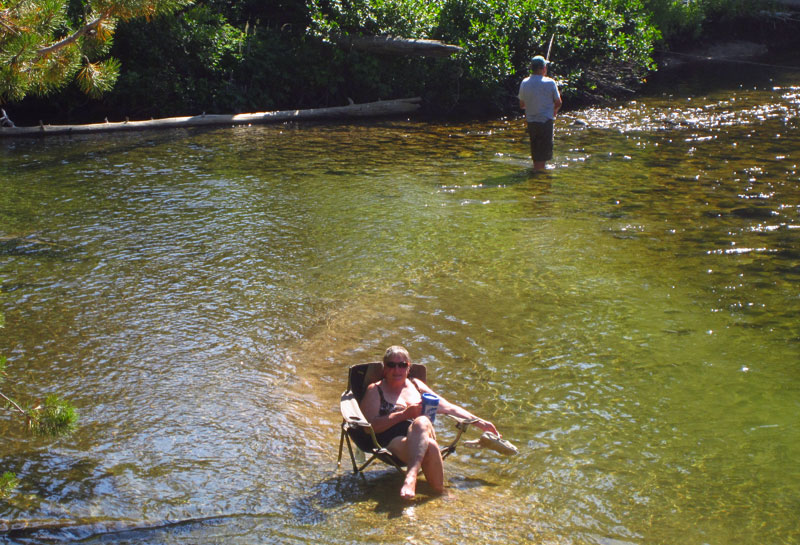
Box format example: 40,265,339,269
360,345,500,500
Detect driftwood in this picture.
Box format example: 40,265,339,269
1,108,15,127
339,36,463,57
0,97,422,138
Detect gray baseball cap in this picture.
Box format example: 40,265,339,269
530,55,550,70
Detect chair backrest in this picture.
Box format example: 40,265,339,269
347,362,427,402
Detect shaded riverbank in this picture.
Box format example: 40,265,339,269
6,1,800,128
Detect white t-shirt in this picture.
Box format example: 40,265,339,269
518,75,560,123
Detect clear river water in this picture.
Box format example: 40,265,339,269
1,61,799,544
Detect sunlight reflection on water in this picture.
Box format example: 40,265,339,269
1,63,800,544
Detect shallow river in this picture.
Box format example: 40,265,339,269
1,61,799,544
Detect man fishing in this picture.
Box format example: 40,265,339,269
518,55,562,170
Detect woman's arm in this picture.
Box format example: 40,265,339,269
360,383,421,434
414,380,500,436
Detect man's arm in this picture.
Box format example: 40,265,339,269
552,83,562,117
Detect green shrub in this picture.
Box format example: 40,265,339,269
9,0,773,120
0,472,19,499
309,0,660,112
110,6,247,117
642,0,769,47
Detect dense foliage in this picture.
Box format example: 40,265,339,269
307,0,660,109
0,0,192,104
644,0,760,44
2,0,780,124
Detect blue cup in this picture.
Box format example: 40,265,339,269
421,393,440,423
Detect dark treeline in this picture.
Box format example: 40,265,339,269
7,0,799,125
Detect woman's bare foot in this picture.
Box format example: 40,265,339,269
400,475,417,500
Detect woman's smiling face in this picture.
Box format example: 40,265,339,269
382,345,411,381
384,356,409,380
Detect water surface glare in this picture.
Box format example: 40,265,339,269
1,66,799,544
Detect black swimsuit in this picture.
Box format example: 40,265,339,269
378,382,412,416
352,380,422,450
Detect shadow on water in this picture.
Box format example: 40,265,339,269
476,168,549,187
291,469,499,523
641,57,799,98
291,471,432,522
477,170,531,187
0,126,225,174
2,511,320,545
0,452,106,508
2,469,499,544
0,234,74,259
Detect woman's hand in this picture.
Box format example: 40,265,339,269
475,418,499,436
434,395,500,435
403,401,423,420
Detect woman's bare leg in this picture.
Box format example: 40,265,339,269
388,417,443,500
420,439,444,494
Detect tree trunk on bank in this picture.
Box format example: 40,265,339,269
0,97,422,138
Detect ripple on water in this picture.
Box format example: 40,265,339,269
2,75,800,544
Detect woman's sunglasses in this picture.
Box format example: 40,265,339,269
385,360,409,369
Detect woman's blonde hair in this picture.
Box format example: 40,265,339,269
383,345,411,364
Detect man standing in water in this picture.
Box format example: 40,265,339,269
518,55,562,170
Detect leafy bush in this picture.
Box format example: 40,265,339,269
642,0,770,47
309,0,659,112
109,5,248,117
7,0,778,120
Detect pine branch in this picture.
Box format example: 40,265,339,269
0,390,27,417
0,10,18,35
36,10,113,60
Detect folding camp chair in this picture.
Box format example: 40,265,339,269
337,362,478,475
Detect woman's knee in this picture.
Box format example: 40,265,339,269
411,418,439,450
411,416,434,435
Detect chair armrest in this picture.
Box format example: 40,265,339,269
446,414,479,431
341,390,386,454
341,390,371,428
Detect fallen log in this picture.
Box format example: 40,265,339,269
340,36,463,57
0,97,422,138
